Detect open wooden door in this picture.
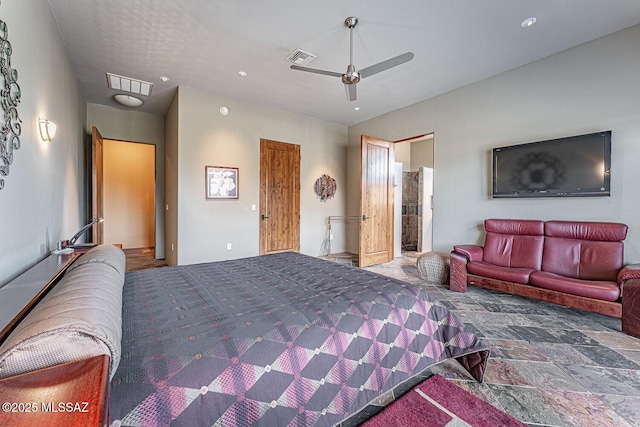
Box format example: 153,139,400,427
91,126,104,244
359,135,395,267
259,139,300,254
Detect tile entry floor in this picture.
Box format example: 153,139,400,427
363,252,640,427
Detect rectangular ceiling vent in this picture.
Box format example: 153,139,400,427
106,72,153,96
286,48,317,66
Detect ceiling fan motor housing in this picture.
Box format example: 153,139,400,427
342,64,361,84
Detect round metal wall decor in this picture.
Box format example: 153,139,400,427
314,174,337,202
0,17,22,190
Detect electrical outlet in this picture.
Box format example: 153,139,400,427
227,243,232,251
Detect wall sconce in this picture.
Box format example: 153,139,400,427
38,118,57,141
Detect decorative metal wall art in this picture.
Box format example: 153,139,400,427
0,18,22,190
314,174,337,202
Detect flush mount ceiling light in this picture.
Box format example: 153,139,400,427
237,71,248,77
113,94,144,107
106,72,153,96
219,106,229,116
159,76,170,82
521,17,537,28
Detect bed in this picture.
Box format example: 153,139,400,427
108,251,489,426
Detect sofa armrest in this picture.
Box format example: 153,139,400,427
618,264,640,284
449,251,470,292
453,245,484,263
622,278,640,338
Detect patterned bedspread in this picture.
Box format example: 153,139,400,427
110,252,488,426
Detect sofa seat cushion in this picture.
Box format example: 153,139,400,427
468,261,533,284
530,271,620,302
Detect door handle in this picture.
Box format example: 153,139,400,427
362,215,368,221
261,214,269,220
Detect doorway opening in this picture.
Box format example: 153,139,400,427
102,139,156,255
393,134,434,256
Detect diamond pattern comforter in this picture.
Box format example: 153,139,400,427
110,252,488,426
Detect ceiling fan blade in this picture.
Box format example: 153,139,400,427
359,52,414,79
344,83,357,102
290,64,342,78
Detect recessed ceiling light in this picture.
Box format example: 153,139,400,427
113,94,143,107
237,71,248,77
353,107,360,111
220,106,229,116
521,17,537,28
160,76,170,82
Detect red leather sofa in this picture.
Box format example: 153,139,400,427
450,219,640,338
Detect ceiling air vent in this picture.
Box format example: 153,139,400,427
106,72,153,96
286,48,317,66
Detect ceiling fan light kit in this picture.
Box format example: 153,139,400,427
290,16,414,101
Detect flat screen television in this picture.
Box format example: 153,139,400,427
492,131,611,198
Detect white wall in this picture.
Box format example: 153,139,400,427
164,94,179,266
0,0,87,285
348,24,640,263
86,103,166,258
172,86,348,265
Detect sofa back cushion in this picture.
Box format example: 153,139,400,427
483,219,545,270
542,221,627,281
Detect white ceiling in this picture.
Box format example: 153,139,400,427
47,0,640,126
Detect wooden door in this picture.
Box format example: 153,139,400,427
259,139,300,254
91,126,104,244
359,135,395,267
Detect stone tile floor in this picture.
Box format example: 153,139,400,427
364,252,640,427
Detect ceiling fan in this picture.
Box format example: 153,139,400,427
290,16,414,102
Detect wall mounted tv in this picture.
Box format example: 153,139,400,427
492,131,611,198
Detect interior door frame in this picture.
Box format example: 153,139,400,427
91,126,104,244
393,133,435,254
91,127,158,251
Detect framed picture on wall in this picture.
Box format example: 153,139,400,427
205,166,239,199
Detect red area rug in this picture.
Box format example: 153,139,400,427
361,374,526,427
